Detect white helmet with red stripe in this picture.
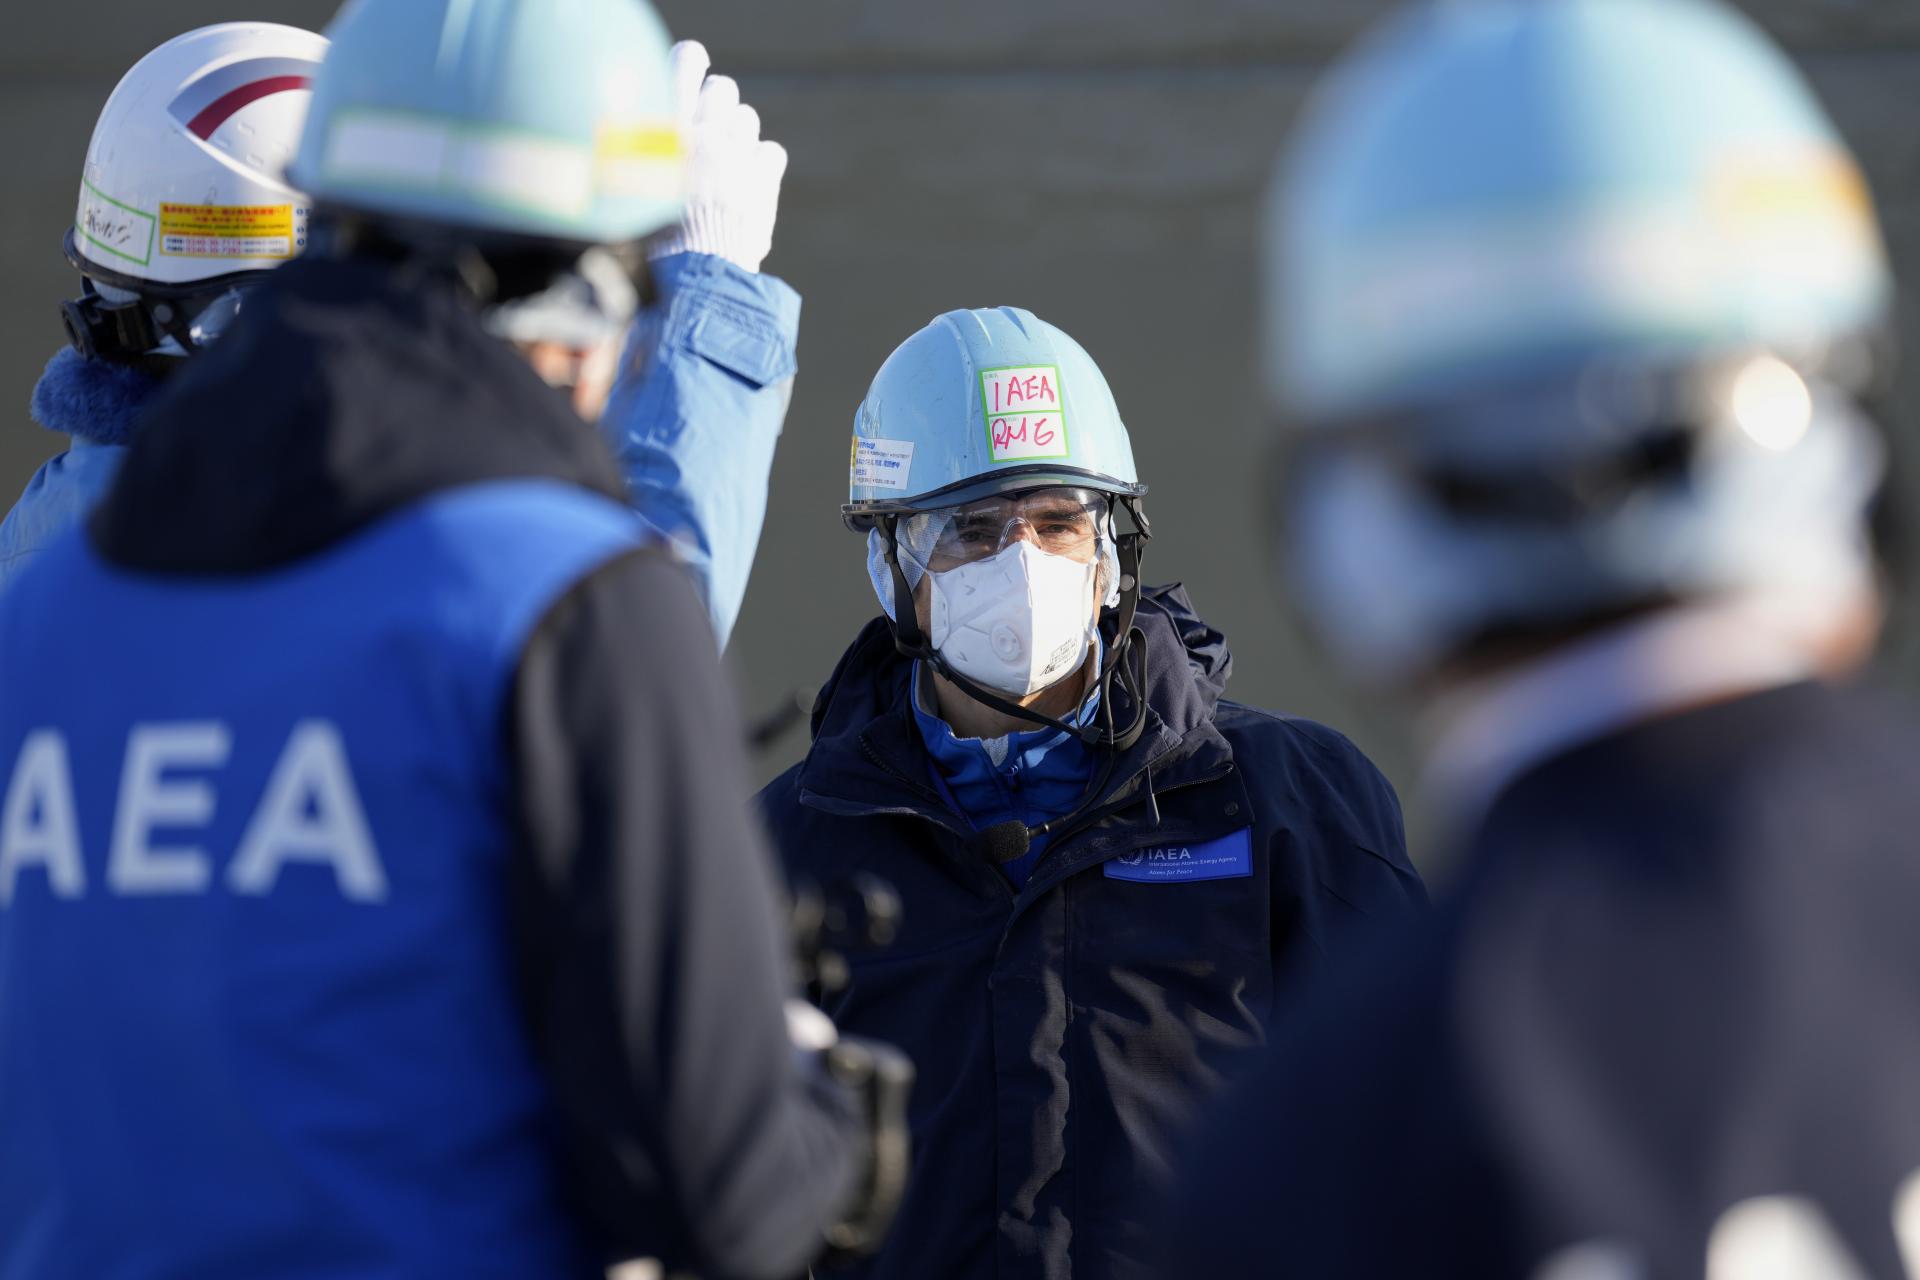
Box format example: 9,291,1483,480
62,22,327,360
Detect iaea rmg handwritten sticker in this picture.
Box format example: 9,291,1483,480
980,365,1069,462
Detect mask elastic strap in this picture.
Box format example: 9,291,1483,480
1094,496,1152,752
880,514,928,652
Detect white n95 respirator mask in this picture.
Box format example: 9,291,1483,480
928,540,1099,697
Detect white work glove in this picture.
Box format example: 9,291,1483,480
785,998,839,1073
649,41,788,274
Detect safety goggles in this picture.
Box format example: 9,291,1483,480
60,276,256,361
897,486,1110,574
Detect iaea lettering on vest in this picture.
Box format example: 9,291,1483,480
0,719,388,906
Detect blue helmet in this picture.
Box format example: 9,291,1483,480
290,0,685,250
844,307,1146,530
1265,0,1893,682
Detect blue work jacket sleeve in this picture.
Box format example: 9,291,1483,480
0,440,127,596
599,253,802,650
2,348,153,596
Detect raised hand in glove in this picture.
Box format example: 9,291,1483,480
649,40,789,274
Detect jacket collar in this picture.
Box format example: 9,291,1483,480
798,583,1236,832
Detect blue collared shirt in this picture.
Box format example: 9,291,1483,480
910,648,1102,888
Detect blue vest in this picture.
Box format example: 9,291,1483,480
0,480,641,1279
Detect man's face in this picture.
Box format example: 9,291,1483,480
519,336,623,421
907,486,1111,633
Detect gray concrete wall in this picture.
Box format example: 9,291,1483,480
7,2,1918,867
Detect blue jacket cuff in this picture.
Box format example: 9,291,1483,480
650,252,802,387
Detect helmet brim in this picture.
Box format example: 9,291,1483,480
63,228,269,300
844,464,1148,532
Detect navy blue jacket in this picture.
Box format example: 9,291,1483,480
758,585,1426,1280
1157,681,1920,1279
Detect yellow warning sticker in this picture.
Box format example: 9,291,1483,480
595,121,684,200
596,123,682,162
158,203,296,260
1712,151,1874,231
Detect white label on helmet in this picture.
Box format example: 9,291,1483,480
323,112,453,186
852,437,915,491
322,110,594,220
451,131,593,219
76,180,156,268
980,365,1069,461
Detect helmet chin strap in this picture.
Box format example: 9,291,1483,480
878,497,1154,755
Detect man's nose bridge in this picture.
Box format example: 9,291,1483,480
997,516,1039,551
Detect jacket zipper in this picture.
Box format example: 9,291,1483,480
855,737,1016,902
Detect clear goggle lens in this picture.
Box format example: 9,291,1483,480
905,487,1108,574
186,288,248,347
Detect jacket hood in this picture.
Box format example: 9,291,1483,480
30,347,160,447
91,255,627,574
801,582,1234,807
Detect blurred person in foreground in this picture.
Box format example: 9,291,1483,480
1154,0,1920,1276
759,306,1425,1280
0,2,903,1277
4,25,793,652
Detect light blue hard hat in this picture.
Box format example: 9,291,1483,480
1269,0,1891,424
1266,0,1893,683
290,0,685,248
844,307,1146,530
